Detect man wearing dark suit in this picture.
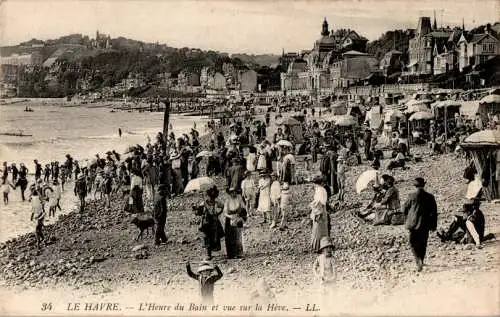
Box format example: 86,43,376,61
401,177,438,272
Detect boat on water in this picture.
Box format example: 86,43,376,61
0,132,33,137
24,106,34,112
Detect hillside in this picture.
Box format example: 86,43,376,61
231,53,280,67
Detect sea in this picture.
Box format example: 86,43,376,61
0,102,210,242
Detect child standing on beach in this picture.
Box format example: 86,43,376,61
30,190,46,250
2,177,15,205
312,237,336,295
186,261,223,304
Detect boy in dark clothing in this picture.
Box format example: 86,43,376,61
153,185,168,245
34,160,42,181
74,174,87,213
11,163,18,183
186,261,223,304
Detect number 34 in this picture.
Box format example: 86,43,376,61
41,303,52,311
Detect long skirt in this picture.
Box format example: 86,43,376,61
311,211,330,253
225,218,244,258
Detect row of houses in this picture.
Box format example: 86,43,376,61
280,17,500,94
166,67,259,93
407,17,500,76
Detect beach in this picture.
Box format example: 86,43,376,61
0,100,499,316
0,100,210,242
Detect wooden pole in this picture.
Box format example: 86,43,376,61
163,99,170,147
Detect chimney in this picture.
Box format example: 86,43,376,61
486,23,491,34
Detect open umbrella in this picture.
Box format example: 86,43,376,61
465,179,483,200
196,150,214,158
405,103,430,114
434,100,462,109
333,115,357,127
184,177,215,193
409,111,434,121
386,109,404,118
462,129,500,147
276,139,293,148
355,169,379,194
406,99,432,107
280,117,300,125
480,94,500,104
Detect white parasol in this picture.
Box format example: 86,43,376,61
355,169,379,194
196,150,214,158
409,111,434,121
184,177,216,194
276,140,293,148
465,179,482,200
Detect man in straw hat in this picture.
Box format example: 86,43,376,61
186,260,223,304
401,177,437,272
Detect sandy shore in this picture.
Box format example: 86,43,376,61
0,152,499,316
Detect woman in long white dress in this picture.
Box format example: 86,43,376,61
257,171,272,223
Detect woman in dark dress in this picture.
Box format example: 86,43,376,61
194,186,224,260
223,187,247,259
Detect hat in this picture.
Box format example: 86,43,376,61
206,185,219,197
282,183,290,190
319,237,333,251
413,177,426,187
381,174,395,184
309,174,325,184
371,159,380,169
196,261,215,273
259,170,270,176
463,202,474,212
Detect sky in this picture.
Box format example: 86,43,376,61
1,0,499,54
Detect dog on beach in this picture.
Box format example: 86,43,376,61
131,217,155,240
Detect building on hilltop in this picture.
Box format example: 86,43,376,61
177,70,200,91
280,18,373,94
457,24,500,72
329,51,379,88
238,69,257,92
380,50,403,76
408,16,453,75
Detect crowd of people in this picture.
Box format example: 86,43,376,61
1,99,497,302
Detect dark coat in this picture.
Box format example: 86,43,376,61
402,188,437,231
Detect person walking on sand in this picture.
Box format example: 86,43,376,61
194,186,224,260
2,177,15,205
401,177,437,272
313,237,336,295
309,175,330,253
74,174,87,213
153,184,168,246
186,261,223,304
30,190,45,251
52,179,62,212
15,163,29,201
118,128,122,138
34,159,42,181
11,163,18,184
257,171,272,224
223,187,247,259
